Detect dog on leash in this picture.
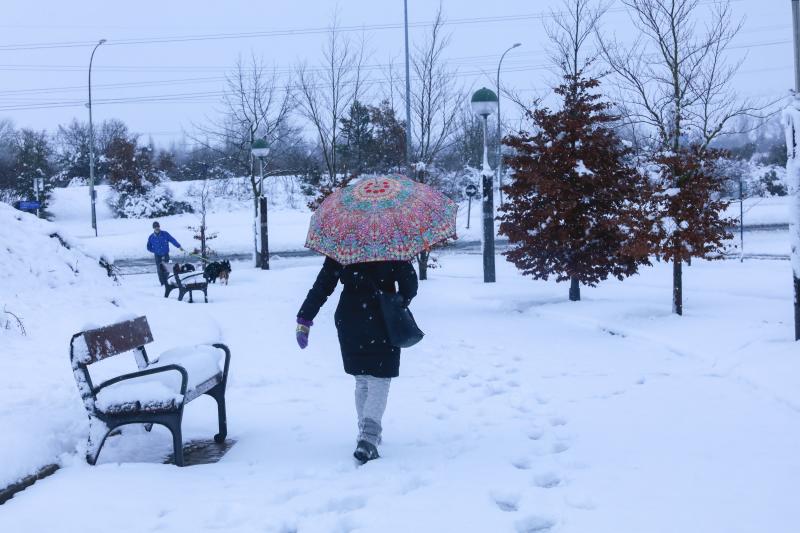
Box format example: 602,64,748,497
203,260,232,284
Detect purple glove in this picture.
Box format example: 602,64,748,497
296,317,313,349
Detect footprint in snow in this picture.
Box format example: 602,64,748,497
532,471,561,489
511,456,532,470
450,369,469,380
527,427,545,441
551,442,570,454
515,515,555,533
549,416,567,427
491,491,521,512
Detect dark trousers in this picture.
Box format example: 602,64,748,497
154,253,170,285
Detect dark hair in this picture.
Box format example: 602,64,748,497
152,221,160,229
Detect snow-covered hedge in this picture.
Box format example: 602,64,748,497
108,183,193,219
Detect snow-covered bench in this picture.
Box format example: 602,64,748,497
164,264,208,303
69,316,231,466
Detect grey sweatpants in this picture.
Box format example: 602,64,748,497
354,375,391,446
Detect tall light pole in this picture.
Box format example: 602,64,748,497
252,138,270,270
471,87,499,283
496,42,521,207
88,38,106,237
787,0,800,340
403,0,413,176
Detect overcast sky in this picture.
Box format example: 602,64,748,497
0,0,791,146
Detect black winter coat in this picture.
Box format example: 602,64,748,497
297,257,419,378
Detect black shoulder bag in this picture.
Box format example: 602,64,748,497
370,279,424,348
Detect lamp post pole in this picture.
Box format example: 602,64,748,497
251,139,270,270
403,0,413,175
88,38,106,237
496,42,520,207
789,0,800,339
471,88,499,283
480,113,495,283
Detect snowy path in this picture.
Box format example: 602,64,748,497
2,255,799,532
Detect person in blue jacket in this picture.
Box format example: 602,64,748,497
146,221,183,285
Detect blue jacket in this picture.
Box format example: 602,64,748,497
146,230,181,256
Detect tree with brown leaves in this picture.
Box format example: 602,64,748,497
500,73,657,301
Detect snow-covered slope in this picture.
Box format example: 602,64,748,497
0,204,125,487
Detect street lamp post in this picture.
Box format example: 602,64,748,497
403,0,413,175
471,87,499,283
88,38,106,237
496,42,521,207
251,139,270,270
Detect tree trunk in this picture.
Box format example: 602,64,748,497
417,251,428,281
569,277,580,301
673,259,683,316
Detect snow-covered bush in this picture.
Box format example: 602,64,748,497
754,168,788,197
109,183,193,219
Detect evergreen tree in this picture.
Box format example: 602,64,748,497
12,129,53,209
500,73,657,301
369,100,405,173
0,119,16,199
338,101,374,175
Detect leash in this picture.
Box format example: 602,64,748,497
183,250,213,264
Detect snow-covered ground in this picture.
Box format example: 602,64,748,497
2,201,799,532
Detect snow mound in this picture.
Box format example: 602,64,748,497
0,202,112,293
0,202,124,488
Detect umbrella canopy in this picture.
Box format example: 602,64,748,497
305,175,458,265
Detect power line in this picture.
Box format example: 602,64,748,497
0,0,742,52
0,31,791,102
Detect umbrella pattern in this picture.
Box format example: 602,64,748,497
305,175,458,265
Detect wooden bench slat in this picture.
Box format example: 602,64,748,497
81,316,153,363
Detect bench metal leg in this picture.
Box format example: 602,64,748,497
203,288,208,303
86,418,112,466
206,385,227,443
166,420,184,466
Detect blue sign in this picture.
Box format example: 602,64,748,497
15,201,41,211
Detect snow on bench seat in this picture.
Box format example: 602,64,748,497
94,345,225,413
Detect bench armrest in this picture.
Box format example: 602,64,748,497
212,343,231,385
94,364,189,396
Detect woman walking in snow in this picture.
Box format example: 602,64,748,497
296,175,456,463
296,257,418,463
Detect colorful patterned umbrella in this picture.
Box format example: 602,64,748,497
305,174,458,265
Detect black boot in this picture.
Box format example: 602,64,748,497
353,440,379,464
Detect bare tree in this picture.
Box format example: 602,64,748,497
405,5,463,280
187,177,217,261
295,14,368,204
601,0,758,151
196,53,291,266
545,0,609,78
601,0,760,315
408,6,462,169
